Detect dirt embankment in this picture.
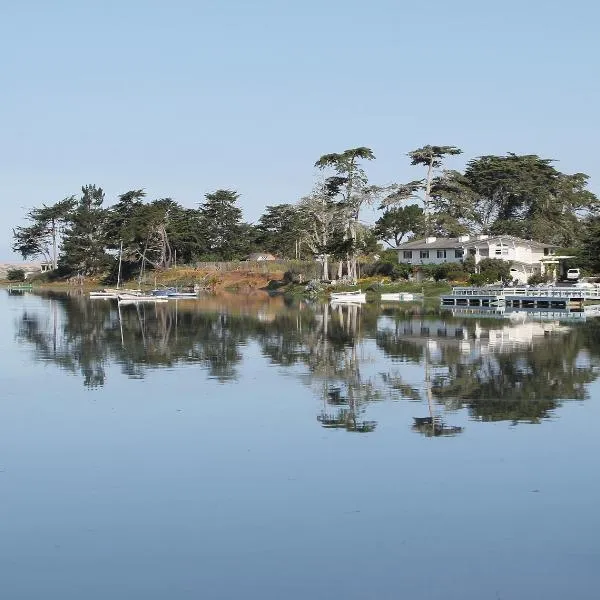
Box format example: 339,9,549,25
152,266,286,294
3,266,287,294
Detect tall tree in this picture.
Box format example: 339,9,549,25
12,197,76,268
256,204,303,258
199,189,244,260
435,154,600,244
407,145,462,233
314,147,376,281
104,189,147,252
297,183,341,279
59,185,108,274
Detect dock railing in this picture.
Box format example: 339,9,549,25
450,286,600,300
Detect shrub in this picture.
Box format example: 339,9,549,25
390,263,412,281
469,273,488,286
283,269,304,284
527,273,553,285
7,269,26,281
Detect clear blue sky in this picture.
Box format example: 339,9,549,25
1,0,599,259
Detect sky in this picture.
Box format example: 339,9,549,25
1,0,599,260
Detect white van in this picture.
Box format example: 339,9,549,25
566,268,580,281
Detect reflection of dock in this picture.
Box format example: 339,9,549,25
441,286,600,310
449,306,587,321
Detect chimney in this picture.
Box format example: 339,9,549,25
477,234,489,240
425,236,437,244
458,235,470,242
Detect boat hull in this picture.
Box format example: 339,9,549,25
381,292,415,302
330,290,366,303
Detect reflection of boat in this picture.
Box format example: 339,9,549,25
118,294,168,304
412,417,463,437
381,292,418,302
330,290,366,303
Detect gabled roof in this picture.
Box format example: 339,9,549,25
460,235,556,249
396,235,556,250
397,238,464,250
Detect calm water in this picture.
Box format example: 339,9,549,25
1,290,600,599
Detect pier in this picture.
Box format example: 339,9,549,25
441,285,600,310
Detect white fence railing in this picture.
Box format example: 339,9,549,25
449,286,600,300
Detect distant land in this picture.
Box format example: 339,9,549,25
0,262,43,279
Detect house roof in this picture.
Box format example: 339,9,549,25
396,235,556,251
460,235,556,249
397,238,464,250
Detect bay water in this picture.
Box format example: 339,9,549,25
1,290,599,599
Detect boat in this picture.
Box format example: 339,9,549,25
381,292,417,302
89,288,142,299
330,290,366,303
90,242,144,300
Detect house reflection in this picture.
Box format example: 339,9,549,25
11,291,600,433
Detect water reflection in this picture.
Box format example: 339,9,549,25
12,291,600,432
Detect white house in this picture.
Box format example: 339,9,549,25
396,235,557,282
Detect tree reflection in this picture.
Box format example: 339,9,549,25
12,291,600,433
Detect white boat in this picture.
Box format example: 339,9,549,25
330,290,366,303
381,292,415,302
89,288,142,299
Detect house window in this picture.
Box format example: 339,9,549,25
455,249,464,258
468,248,476,256
496,244,509,256
437,250,446,259
420,250,429,259
403,250,412,259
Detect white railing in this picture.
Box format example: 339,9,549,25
450,286,600,300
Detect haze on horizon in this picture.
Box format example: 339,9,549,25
1,0,598,260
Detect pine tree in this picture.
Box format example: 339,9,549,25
60,185,108,274
199,190,244,260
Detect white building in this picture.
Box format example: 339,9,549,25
396,235,557,282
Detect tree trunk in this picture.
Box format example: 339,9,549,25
51,217,57,269
424,157,434,235
322,255,329,280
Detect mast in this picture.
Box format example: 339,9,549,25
117,240,123,290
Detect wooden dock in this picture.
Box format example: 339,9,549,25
441,285,600,310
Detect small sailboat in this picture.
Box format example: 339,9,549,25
89,290,119,299
90,242,144,299
330,290,366,303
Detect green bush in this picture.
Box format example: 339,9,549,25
469,273,488,286
390,263,412,281
7,269,26,282
527,273,553,285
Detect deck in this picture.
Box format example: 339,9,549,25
441,285,600,309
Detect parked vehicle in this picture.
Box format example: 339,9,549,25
566,268,581,281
